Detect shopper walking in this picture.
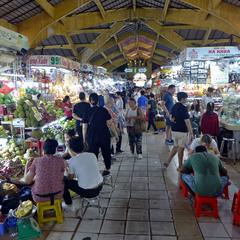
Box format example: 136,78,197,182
125,98,145,159
137,90,148,116
115,92,125,153
63,95,73,120
202,87,214,110
162,85,176,145
147,93,158,134
72,92,90,142
201,102,220,138
82,93,117,174
164,92,193,170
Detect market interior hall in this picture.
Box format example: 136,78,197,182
0,0,240,240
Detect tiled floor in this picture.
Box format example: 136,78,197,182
4,132,240,240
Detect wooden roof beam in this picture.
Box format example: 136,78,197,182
0,19,18,32
18,0,92,47
147,21,186,50
94,0,106,19
202,28,212,46
162,0,170,22
101,52,113,64
180,0,240,34
133,0,136,12
35,0,55,18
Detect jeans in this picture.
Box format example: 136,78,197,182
181,174,229,196
89,137,111,170
127,126,142,154
76,125,83,143
63,177,103,205
147,112,157,131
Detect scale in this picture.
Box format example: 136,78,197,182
13,206,42,240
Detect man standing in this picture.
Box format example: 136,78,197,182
162,85,176,145
72,92,90,141
137,90,148,116
82,93,118,174
164,92,193,170
202,87,214,110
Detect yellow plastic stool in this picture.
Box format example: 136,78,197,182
37,199,63,226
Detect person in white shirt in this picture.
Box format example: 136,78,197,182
189,134,220,156
63,137,103,206
202,87,214,111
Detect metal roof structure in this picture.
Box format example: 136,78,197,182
1,0,240,71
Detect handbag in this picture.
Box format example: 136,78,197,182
134,108,146,134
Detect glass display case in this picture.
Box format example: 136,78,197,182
221,93,240,125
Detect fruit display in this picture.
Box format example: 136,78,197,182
55,109,64,118
14,95,44,127
60,118,76,131
0,93,15,105
0,126,9,138
2,183,18,192
0,139,26,177
23,148,39,163
15,200,33,218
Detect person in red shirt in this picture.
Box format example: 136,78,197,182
63,95,73,120
201,102,220,137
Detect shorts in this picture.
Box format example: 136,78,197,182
165,117,172,126
172,131,188,148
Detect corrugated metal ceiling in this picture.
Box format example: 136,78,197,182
111,54,124,62
175,29,206,40
71,33,100,44
32,48,74,57
41,35,68,46
104,45,120,55
223,0,240,7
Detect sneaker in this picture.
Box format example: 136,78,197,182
116,150,124,154
137,154,143,159
102,170,110,176
62,202,75,212
154,131,159,135
165,139,174,145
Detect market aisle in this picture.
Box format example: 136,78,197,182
39,132,240,240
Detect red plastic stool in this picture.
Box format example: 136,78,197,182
194,195,219,218
179,179,189,198
232,191,240,226
222,182,231,200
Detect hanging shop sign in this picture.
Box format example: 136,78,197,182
180,46,240,61
27,55,80,70
210,62,229,84
0,26,29,51
80,64,93,72
124,67,147,73
96,66,107,75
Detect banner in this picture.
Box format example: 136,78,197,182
0,26,29,51
27,55,80,70
180,46,240,61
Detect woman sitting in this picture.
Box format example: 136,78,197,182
21,139,65,203
201,102,220,138
189,134,220,156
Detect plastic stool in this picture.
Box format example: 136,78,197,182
179,179,189,198
220,138,237,164
79,195,102,217
222,182,231,200
194,195,219,218
37,199,63,226
232,191,240,226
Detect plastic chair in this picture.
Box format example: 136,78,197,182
37,199,63,226
194,195,219,218
222,182,230,200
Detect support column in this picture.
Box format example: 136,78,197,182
147,61,152,79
